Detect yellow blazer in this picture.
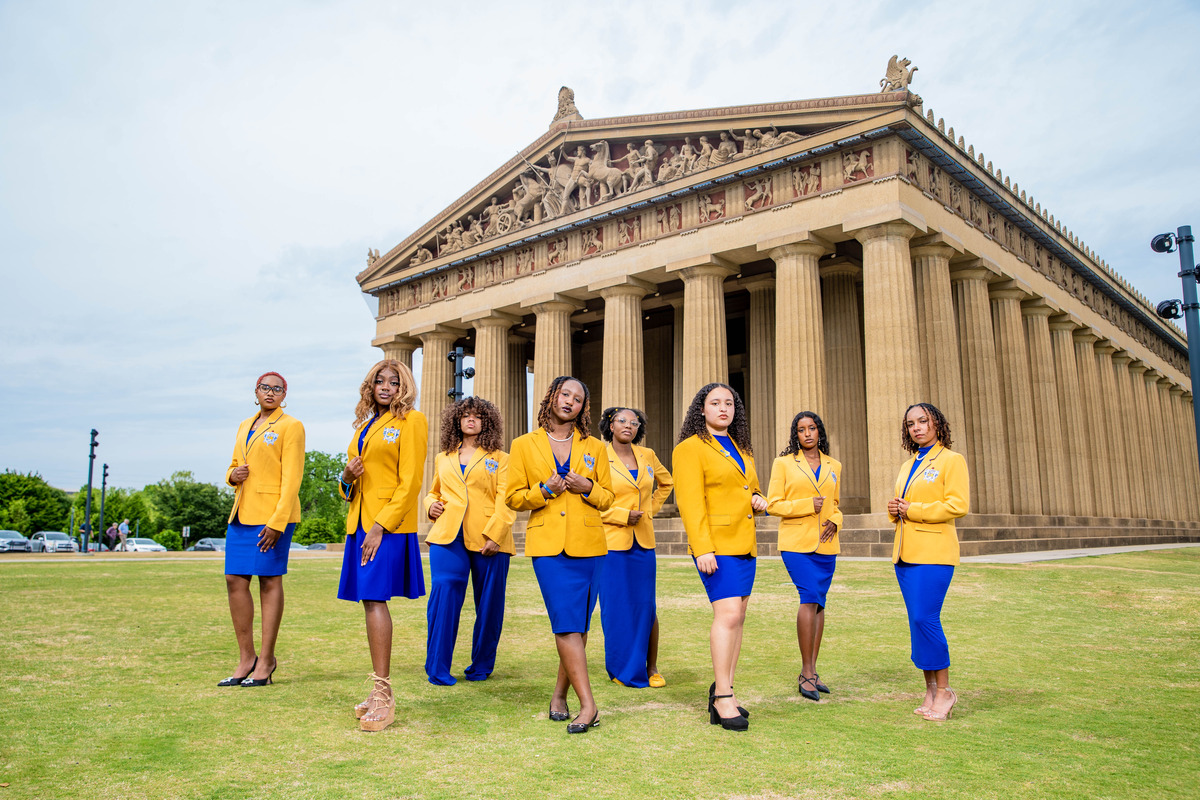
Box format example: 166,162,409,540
672,434,763,557
225,409,305,531
423,448,516,554
339,410,428,535
601,443,674,550
888,444,969,565
766,452,844,555
505,428,615,558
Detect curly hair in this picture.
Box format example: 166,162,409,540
900,402,953,454
439,396,504,454
598,406,647,445
352,360,417,429
535,376,592,438
676,382,752,454
780,411,830,456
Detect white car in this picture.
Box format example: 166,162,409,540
122,537,168,552
30,531,78,553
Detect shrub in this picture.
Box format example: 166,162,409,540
293,516,342,546
155,530,183,551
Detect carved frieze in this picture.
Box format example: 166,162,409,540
743,177,773,211
791,164,821,198
617,216,642,246
546,236,569,266
699,191,727,222
657,204,683,234
581,227,603,256
842,147,874,183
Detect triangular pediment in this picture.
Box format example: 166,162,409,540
357,91,919,290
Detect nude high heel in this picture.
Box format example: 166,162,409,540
359,674,395,732
922,688,957,721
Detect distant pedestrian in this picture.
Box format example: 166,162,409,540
118,519,130,552
106,523,118,550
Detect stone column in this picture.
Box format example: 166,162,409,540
1126,360,1156,515
742,276,777,462
1021,301,1069,515
1093,342,1132,516
526,295,580,397
759,232,830,442
911,236,966,430
951,264,1010,514
1111,352,1146,518
670,297,685,436
667,256,737,410
1176,390,1200,520
465,311,519,412
506,335,529,447
1164,382,1193,520
990,283,1042,515
821,261,869,513
1154,377,1182,519
1047,316,1090,515
854,222,922,512
372,333,420,369
416,326,461,493
1074,331,1113,517
1141,371,1172,518
592,277,655,413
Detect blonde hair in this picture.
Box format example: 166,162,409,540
353,360,417,428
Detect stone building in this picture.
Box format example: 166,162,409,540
355,73,1200,556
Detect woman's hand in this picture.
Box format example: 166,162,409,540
428,500,445,520
750,494,768,513
257,526,282,552
229,466,250,485
480,538,499,557
543,474,567,497
820,520,838,543
888,497,910,519
695,552,718,575
627,509,645,525
342,457,365,484
360,523,385,566
563,471,593,495
812,496,825,514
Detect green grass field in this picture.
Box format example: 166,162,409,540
3,548,1198,799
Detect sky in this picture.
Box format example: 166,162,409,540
2,0,1198,492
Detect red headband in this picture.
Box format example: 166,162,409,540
256,371,287,392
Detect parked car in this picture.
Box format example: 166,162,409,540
123,538,168,552
191,538,226,552
30,531,78,553
85,541,110,552
0,530,31,552
306,543,329,551
289,542,307,551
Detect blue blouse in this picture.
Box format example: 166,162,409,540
713,434,745,473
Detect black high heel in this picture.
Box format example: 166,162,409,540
814,673,830,694
217,657,257,687
566,712,600,734
799,674,820,702
240,659,277,687
708,691,749,731
548,702,570,722
709,682,749,718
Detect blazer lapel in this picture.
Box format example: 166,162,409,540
535,428,557,475
359,411,395,456
607,443,638,490
461,447,486,484
244,408,283,458
706,436,746,476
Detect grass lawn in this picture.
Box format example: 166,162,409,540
2,548,1198,799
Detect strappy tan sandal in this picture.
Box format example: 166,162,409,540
358,674,395,732
914,680,937,715
922,687,957,721
354,671,386,719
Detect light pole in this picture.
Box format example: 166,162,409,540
98,463,109,551
446,346,475,401
1152,224,1200,473
83,429,98,554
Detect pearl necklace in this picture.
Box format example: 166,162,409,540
547,430,573,442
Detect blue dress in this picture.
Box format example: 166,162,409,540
225,427,294,576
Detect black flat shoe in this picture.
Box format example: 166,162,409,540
799,675,820,702
240,659,277,687
217,657,257,687
709,682,749,718
814,673,830,694
566,713,599,733
708,692,749,731
548,703,570,722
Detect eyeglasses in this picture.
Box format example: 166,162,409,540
615,417,641,428
257,384,286,395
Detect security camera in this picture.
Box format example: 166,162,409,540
1156,299,1183,320
446,351,459,363
464,367,476,379
1151,233,1176,254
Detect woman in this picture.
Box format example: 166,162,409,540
505,376,614,734
597,407,674,689
220,372,304,688
423,396,515,685
673,383,766,731
337,360,428,732
766,411,843,702
887,402,969,722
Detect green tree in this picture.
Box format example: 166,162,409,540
293,515,342,545
144,471,234,540
300,450,348,521
155,529,183,551
70,487,156,539
0,471,70,533
0,498,33,534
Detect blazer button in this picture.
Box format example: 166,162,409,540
560,511,566,516
746,513,752,519
743,485,749,490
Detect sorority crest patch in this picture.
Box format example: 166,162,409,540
923,467,939,482
484,457,499,474
831,472,837,484
647,465,654,479
263,431,278,445
382,427,400,444
583,453,595,470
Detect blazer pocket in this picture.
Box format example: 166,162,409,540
481,504,495,517
376,487,397,499
914,525,941,534
526,514,545,528
709,515,730,527
583,514,602,527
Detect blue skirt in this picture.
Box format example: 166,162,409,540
894,560,954,671
598,543,656,687
694,554,756,602
781,551,837,609
224,520,295,576
338,527,425,602
531,554,604,634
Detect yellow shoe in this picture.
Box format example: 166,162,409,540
611,677,625,686
648,673,666,688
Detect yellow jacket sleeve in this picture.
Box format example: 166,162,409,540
673,438,714,556
374,412,428,533
504,437,549,511
480,452,517,549
766,457,816,519
905,451,969,524
647,450,674,516
267,419,305,531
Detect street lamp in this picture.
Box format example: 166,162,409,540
83,429,98,554
1152,224,1200,473
446,346,475,400
98,463,109,551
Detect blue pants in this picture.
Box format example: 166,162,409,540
894,561,954,671
425,533,510,685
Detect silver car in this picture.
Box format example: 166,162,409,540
0,530,31,552
30,531,78,553
123,538,168,552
